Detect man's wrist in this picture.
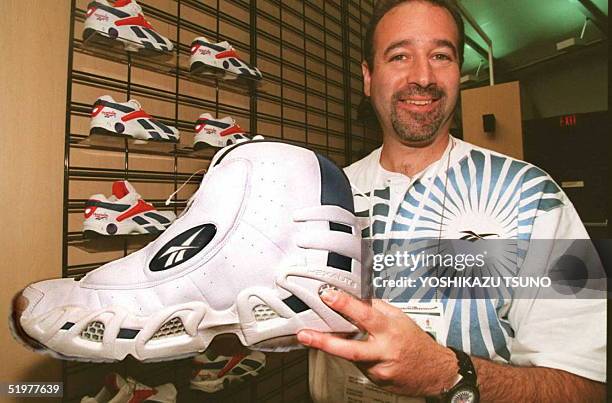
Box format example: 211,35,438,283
424,346,460,397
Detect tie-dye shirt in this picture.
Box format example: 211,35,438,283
309,137,605,403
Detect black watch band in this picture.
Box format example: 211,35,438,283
440,347,479,403
448,347,477,385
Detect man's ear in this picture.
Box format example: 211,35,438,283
362,61,372,97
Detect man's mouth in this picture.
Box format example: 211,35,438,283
401,98,434,106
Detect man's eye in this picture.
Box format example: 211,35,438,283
390,54,407,62
433,54,452,61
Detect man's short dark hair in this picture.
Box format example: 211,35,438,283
364,0,465,69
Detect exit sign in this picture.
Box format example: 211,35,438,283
560,114,577,127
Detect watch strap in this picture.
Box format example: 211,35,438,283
448,347,477,386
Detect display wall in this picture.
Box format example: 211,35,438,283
61,0,378,401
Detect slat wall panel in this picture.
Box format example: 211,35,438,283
63,0,376,401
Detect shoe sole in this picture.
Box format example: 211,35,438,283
10,283,359,363
190,61,261,81
82,27,172,54
89,127,179,143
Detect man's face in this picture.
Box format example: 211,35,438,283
363,1,461,145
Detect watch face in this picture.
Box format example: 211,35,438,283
450,387,477,403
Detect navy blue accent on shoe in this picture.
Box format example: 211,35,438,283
150,119,174,135
232,367,246,375
144,212,170,224
150,224,217,272
93,3,131,18
196,119,230,129
314,152,355,212
229,58,242,67
131,26,147,39
195,40,226,52
60,322,75,330
94,99,135,113
144,226,159,233
372,220,386,235
199,361,227,370
373,203,389,216
327,252,352,272
330,222,352,234
117,328,140,339
138,119,154,130
144,28,165,45
282,295,310,313
148,131,162,140
86,200,130,212
241,359,261,369
373,187,390,199
132,216,148,225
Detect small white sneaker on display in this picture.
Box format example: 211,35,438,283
83,180,176,236
81,372,177,403
194,113,249,149
90,96,180,142
189,36,262,80
83,0,174,53
190,350,266,393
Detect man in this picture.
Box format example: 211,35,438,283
299,1,606,401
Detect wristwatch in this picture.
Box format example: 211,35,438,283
442,347,480,403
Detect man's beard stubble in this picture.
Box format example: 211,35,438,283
390,85,451,145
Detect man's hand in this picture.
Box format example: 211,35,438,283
298,289,607,402
297,289,459,397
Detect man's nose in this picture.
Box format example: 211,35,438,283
407,57,435,88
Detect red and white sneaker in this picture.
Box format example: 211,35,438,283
189,37,262,80
84,180,176,236
90,96,179,142
191,351,266,393
194,113,249,149
81,372,177,403
83,0,173,53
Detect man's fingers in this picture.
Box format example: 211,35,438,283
297,330,376,362
320,289,383,332
371,299,406,317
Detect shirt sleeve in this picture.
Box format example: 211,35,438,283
508,199,607,382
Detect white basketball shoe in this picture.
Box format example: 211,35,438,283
12,140,362,362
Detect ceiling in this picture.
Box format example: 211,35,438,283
458,0,608,77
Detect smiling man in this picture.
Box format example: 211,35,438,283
301,1,606,402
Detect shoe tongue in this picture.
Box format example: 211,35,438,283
98,95,115,103
104,373,126,393
112,0,134,8
112,180,138,200
218,116,235,124
126,99,142,110
199,113,214,120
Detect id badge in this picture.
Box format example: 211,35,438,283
389,300,445,343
